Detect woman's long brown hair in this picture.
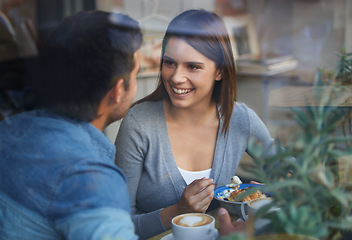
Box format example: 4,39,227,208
134,9,236,136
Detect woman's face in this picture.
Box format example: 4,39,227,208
161,37,221,110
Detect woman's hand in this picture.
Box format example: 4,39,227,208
249,180,264,185
177,177,215,213
160,177,215,229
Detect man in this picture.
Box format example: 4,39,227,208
0,11,142,239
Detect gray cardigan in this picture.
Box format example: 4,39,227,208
115,100,274,239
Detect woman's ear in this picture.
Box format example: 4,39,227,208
215,69,223,81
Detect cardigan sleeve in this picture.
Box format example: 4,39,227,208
246,106,276,156
115,113,144,214
245,104,295,173
115,111,165,239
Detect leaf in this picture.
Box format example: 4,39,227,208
314,69,325,86
233,186,265,201
324,136,352,145
327,217,352,229
293,108,311,128
262,179,308,193
330,189,350,208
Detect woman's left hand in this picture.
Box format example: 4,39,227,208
250,180,264,185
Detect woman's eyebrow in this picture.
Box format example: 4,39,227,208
185,61,204,65
163,55,174,61
163,55,204,66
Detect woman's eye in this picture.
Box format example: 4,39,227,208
163,60,175,67
189,64,200,70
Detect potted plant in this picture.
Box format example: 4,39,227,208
223,50,352,240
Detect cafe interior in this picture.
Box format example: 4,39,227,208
0,0,351,239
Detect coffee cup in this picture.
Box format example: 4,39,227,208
247,198,279,231
171,213,218,240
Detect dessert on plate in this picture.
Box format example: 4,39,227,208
219,175,267,202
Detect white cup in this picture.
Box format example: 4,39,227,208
247,198,279,231
171,213,218,240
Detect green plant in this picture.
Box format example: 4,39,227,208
233,50,352,240
247,102,352,238
334,48,352,85
222,233,249,240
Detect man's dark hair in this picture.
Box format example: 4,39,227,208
38,11,142,122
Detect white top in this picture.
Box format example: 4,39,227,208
178,167,212,185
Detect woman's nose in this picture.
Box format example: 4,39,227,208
171,66,187,84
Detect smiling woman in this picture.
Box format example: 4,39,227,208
114,9,276,240
161,37,222,111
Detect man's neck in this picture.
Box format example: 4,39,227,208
90,115,106,132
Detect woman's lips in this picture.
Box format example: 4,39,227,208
171,86,194,95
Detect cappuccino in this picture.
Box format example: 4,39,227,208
172,213,217,240
173,213,213,227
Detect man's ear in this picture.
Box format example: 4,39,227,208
111,78,125,104
215,69,223,81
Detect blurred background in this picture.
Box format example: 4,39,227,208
1,0,351,180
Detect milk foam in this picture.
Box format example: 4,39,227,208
179,216,203,227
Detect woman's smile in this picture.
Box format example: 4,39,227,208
171,86,194,95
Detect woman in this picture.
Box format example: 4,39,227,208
115,9,275,239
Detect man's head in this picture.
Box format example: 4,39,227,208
38,11,142,123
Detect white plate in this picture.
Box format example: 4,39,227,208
237,216,246,221
160,233,174,240
160,231,219,240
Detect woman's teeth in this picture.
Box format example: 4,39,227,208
172,87,192,94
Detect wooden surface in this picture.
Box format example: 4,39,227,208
268,86,352,107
